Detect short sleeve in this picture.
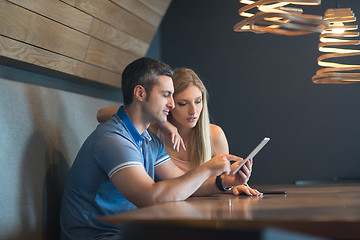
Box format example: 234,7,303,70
93,132,143,178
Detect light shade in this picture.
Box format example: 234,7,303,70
312,8,360,84
233,0,329,36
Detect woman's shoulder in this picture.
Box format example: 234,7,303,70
210,124,225,138
210,123,228,143
209,124,229,155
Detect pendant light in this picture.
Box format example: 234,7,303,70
312,8,360,84
234,0,329,36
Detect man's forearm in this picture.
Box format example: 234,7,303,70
192,176,220,196
193,174,235,196
152,166,213,203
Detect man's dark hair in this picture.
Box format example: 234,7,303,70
121,57,174,106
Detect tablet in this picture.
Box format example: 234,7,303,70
232,137,270,175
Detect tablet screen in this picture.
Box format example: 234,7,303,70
232,137,270,175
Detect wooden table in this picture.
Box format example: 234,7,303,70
101,183,360,240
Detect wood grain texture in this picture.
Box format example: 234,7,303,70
60,0,76,6
111,0,162,27
89,19,148,57
0,0,89,61
0,0,171,88
0,35,122,88
8,0,93,34
74,0,156,44
85,38,138,74
101,183,360,240
138,0,172,16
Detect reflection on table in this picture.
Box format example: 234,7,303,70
101,183,360,240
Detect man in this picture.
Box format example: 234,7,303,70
60,57,252,239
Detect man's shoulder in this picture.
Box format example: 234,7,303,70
96,116,130,137
89,118,136,150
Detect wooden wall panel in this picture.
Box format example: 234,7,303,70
74,0,156,44
85,38,138,74
8,0,93,34
0,0,89,60
61,0,76,6
89,19,148,57
0,35,122,88
138,0,171,16
111,0,162,27
0,0,172,88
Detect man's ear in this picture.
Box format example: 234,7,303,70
133,85,146,102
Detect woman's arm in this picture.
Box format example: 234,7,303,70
97,106,184,150
97,106,119,123
157,121,185,151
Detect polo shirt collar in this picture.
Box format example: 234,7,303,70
116,106,152,145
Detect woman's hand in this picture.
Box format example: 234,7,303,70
232,184,262,196
158,121,186,152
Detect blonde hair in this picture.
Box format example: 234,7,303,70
170,68,212,167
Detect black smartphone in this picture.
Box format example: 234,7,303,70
261,190,287,194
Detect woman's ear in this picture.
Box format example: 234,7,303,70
133,85,146,102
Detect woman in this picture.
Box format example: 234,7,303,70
97,68,261,196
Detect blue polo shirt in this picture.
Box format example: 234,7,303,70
60,106,170,240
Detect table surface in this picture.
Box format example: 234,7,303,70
101,183,360,239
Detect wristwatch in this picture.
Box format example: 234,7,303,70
215,175,233,192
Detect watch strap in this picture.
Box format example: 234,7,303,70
215,175,232,192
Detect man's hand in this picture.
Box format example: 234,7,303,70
201,154,244,177
222,159,253,189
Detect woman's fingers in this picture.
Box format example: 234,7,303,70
232,184,262,196
171,132,186,152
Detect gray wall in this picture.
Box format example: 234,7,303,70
0,65,122,240
159,0,360,184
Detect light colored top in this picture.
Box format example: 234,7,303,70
156,129,192,172
170,156,192,172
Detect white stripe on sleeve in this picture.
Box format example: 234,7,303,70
108,161,143,178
